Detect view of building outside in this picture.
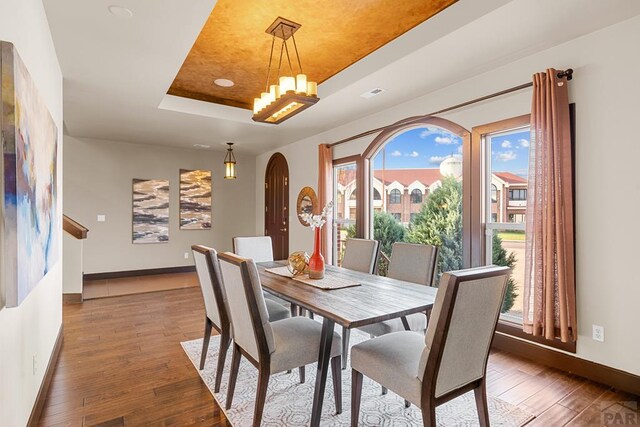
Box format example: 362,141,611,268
333,125,531,321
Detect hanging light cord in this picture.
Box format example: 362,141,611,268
291,32,303,74
281,24,295,76
265,33,276,93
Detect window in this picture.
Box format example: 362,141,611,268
389,189,401,204
484,124,531,325
373,189,381,201
509,189,527,200
333,162,357,266
410,189,422,204
367,120,468,277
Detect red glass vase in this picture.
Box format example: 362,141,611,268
308,226,325,279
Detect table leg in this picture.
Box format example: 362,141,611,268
310,317,335,427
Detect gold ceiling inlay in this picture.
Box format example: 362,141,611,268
168,0,458,111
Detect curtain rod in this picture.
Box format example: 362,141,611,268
327,68,573,148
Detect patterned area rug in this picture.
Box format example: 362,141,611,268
181,330,534,426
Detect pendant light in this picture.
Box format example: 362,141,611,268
224,142,236,179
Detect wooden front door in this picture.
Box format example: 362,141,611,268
265,153,289,259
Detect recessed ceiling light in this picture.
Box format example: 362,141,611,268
193,144,211,149
108,5,133,18
213,78,234,88
360,88,385,99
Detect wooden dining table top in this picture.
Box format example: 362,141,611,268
257,261,437,329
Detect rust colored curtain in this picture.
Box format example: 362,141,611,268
523,69,576,343
318,144,333,264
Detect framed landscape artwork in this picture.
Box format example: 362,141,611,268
132,179,169,243
1,41,60,308
179,169,212,229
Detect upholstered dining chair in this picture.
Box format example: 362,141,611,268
350,265,511,427
218,252,343,427
191,245,290,392
339,238,380,368
233,235,295,314
358,242,438,337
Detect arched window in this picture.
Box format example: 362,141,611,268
491,184,498,202
389,189,401,204
373,189,381,201
410,189,422,204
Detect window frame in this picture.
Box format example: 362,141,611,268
410,188,423,204
388,189,401,204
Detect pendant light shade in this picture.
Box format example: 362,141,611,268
224,143,237,179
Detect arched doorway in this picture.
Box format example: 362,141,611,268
264,153,289,259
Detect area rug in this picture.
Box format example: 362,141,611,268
181,329,534,426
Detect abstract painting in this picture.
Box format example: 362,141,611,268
179,169,212,229
132,179,169,243
1,41,59,308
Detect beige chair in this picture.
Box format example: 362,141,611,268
359,242,438,337
218,252,343,427
232,236,274,262
351,266,511,427
339,238,380,369
191,245,289,392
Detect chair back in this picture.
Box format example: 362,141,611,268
418,266,510,399
191,245,229,329
341,238,380,274
387,242,438,286
233,236,274,262
218,252,274,362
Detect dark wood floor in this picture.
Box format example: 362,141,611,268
39,286,638,426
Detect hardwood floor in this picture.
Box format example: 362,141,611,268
39,286,638,426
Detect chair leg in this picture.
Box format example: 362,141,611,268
299,366,305,384
290,303,298,317
214,327,231,393
331,356,342,414
226,344,242,410
421,403,436,427
341,327,350,369
200,317,213,370
405,399,410,408
381,386,388,395
351,369,363,427
474,378,490,427
253,365,270,427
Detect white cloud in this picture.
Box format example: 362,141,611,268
457,145,463,154
419,127,440,139
435,136,457,145
390,150,402,157
519,138,530,147
501,140,512,148
429,155,447,164
497,151,517,162
408,151,419,157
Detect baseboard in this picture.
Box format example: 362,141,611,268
492,332,640,396
84,265,196,281
27,324,63,427
63,293,83,304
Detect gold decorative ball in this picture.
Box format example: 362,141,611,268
287,251,310,276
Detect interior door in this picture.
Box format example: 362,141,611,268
264,153,289,259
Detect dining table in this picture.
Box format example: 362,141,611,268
257,260,438,427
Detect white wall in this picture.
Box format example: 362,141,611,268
256,16,640,376
64,136,257,274
62,233,83,294
0,0,63,425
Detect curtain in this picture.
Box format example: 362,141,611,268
523,68,577,343
318,144,333,264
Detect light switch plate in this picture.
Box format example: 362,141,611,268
97,215,106,222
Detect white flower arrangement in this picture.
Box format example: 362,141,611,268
299,201,333,229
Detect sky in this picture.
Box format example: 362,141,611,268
372,126,531,178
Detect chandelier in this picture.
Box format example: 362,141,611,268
252,17,319,124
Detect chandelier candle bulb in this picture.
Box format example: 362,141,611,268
253,98,262,114
280,76,295,93
270,84,280,100
296,74,307,93
307,81,318,97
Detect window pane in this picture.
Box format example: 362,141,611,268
371,126,464,278
486,127,530,323
333,163,357,266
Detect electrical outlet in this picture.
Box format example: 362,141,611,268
184,252,189,259
32,353,38,375
592,324,605,342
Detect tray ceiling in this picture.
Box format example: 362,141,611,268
167,0,458,110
